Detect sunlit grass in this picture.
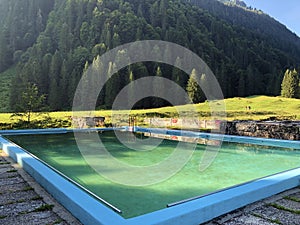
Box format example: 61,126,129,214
0,96,299,128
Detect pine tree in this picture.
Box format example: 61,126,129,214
80,22,90,47
238,72,246,97
60,60,69,109
172,57,186,87
48,51,62,109
92,55,106,107
127,70,135,109
112,33,121,48
281,69,299,98
159,0,168,36
105,62,119,108
0,28,12,72
153,66,164,107
186,69,204,103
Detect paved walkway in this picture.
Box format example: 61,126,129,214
204,187,300,225
1,149,300,225
0,150,81,225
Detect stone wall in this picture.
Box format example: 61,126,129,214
72,116,105,128
226,121,300,140
144,118,221,129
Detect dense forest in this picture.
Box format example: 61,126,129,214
0,0,300,111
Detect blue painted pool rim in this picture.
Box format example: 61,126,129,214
0,127,300,225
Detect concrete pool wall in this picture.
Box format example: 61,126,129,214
0,128,300,225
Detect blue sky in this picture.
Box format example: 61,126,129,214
242,0,300,37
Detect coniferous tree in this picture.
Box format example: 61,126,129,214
186,69,204,103
127,70,135,109
105,62,119,107
60,60,69,109
112,33,121,48
92,55,106,107
48,51,62,109
238,73,246,97
281,69,299,98
0,28,12,72
153,66,164,107
172,57,186,87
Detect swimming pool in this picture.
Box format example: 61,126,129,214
1,128,300,225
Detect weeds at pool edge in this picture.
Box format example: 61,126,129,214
284,196,300,203
16,204,55,216
22,186,34,192
32,204,54,212
268,203,300,214
251,212,283,225
47,218,64,225
30,196,43,201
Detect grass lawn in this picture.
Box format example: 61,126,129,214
0,95,299,129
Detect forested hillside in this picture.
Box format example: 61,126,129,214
0,0,300,112
0,0,54,72
188,0,300,57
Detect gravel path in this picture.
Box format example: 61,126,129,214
204,186,300,225
0,150,81,225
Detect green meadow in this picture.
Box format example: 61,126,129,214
0,95,299,129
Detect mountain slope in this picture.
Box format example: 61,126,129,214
0,0,54,73
188,0,300,55
0,0,299,112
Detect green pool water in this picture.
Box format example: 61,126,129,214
6,131,300,218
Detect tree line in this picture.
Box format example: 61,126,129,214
281,69,300,99
0,0,299,111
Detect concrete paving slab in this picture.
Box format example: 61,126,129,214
0,200,45,217
0,182,29,193
0,211,68,225
0,151,81,225
0,176,24,186
0,171,18,179
221,214,275,225
0,190,39,205
252,205,300,225
274,198,300,211
204,187,300,225
288,191,300,200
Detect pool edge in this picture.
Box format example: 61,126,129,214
127,167,300,225
0,135,126,225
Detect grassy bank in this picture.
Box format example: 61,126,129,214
0,96,299,129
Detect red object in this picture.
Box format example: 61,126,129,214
172,118,178,123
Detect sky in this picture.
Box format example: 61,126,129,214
242,0,300,37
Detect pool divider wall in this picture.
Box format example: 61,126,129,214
0,127,120,136
130,126,300,149
0,136,126,225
